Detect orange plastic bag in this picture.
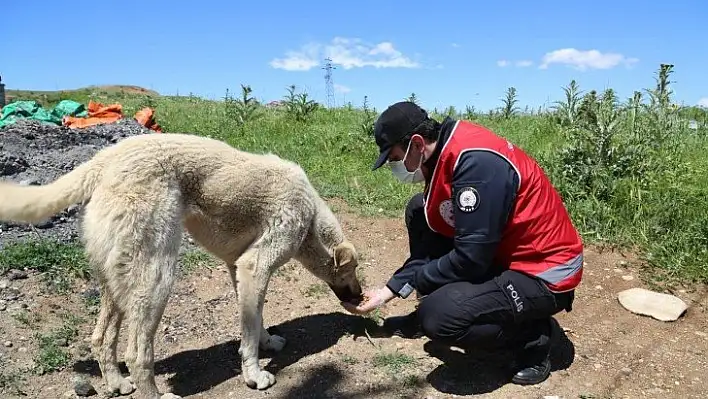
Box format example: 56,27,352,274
63,101,122,128
134,107,162,132
63,100,162,132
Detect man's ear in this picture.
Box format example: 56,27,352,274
410,134,426,153
333,241,358,270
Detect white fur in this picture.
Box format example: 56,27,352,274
0,132,362,398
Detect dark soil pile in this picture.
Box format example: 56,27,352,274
0,119,153,246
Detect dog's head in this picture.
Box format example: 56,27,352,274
325,240,363,303
299,238,363,303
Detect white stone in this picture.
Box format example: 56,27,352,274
618,287,688,321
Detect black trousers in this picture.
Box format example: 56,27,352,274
404,193,574,357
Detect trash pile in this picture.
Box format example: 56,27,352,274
0,99,161,247
0,99,162,132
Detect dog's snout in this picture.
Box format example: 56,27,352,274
329,281,363,303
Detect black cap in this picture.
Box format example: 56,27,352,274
371,101,429,170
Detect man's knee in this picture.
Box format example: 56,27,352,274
405,193,425,230
416,284,470,343
416,280,517,348
417,294,451,341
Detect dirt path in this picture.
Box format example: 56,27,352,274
1,204,707,399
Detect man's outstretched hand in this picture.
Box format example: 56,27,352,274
341,286,396,315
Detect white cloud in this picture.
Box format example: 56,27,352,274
497,59,533,68
539,48,638,71
698,98,708,108
269,37,420,71
451,43,460,48
269,43,320,71
334,84,351,94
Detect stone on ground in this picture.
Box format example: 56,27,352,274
617,287,689,321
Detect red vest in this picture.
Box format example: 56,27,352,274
423,120,584,293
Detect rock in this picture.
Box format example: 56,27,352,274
7,269,28,280
2,287,21,301
617,287,688,321
3,340,12,347
35,220,55,229
72,376,97,397
621,275,634,281
0,279,9,289
621,367,633,375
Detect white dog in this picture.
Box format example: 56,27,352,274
0,132,363,398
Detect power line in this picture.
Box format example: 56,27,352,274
322,58,336,108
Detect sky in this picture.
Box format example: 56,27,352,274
2,0,707,113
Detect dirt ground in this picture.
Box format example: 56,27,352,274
0,200,706,399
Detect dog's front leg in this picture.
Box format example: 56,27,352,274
227,262,285,352
235,250,276,390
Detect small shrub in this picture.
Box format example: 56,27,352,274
283,85,318,122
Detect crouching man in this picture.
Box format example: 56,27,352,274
343,101,583,385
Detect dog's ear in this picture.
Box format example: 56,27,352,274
333,241,357,271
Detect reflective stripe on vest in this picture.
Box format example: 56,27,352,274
535,253,584,290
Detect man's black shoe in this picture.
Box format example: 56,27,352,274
511,356,551,385
510,317,561,385
381,311,424,339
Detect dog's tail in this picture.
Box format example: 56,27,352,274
0,152,107,224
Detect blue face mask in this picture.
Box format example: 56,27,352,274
388,140,425,184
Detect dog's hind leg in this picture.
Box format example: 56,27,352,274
91,288,134,395
124,232,182,399
95,182,183,399
236,216,308,390
84,193,144,396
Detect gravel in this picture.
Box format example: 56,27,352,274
0,118,154,247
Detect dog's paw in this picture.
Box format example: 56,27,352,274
118,377,136,395
244,369,276,390
260,334,286,352
107,376,135,396
160,393,182,399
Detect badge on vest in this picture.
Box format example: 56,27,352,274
456,187,480,212
439,199,455,227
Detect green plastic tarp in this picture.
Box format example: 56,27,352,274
0,100,88,129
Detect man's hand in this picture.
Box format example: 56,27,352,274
341,286,396,315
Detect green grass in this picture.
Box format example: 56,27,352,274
372,351,417,374
5,85,159,108
301,283,330,299
3,64,708,287
0,239,89,293
180,248,218,276
32,313,85,375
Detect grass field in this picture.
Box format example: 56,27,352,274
5,64,708,287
